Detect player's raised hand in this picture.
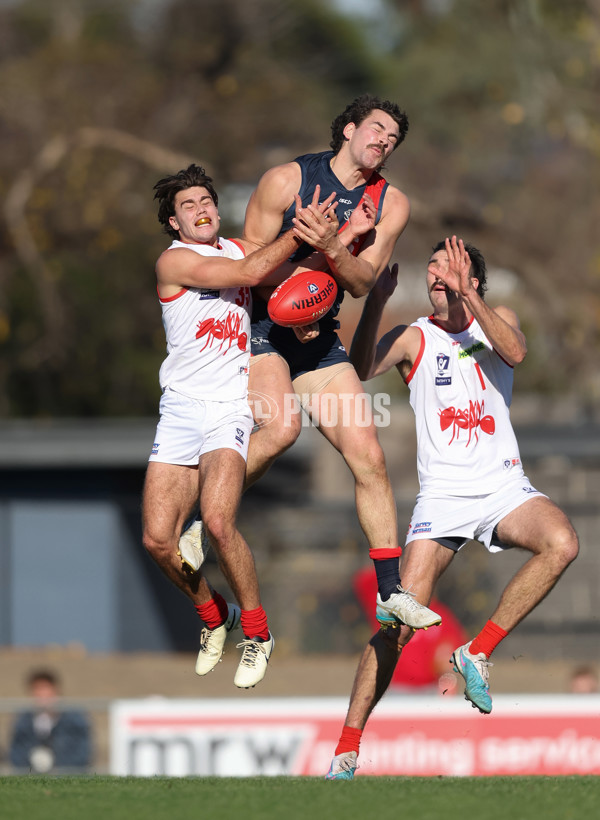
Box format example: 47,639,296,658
292,187,340,252
441,235,473,296
348,194,376,239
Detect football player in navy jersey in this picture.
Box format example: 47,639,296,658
241,95,441,632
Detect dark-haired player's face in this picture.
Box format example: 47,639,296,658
343,110,400,170
169,186,220,245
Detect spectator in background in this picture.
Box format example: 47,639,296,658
9,669,91,773
568,665,599,694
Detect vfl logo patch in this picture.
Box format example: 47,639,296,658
503,457,521,470
436,352,451,386
151,442,159,455
235,427,245,448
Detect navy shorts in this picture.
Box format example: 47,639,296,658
250,318,350,381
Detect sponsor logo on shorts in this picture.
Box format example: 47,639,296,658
151,442,160,455
413,521,432,534
503,457,521,470
234,428,245,448
435,353,451,386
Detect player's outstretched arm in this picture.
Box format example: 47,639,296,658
350,263,420,380
439,235,527,367
157,189,337,293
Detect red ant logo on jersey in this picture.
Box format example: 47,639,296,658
195,312,248,353
439,400,495,446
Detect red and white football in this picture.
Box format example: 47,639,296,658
268,271,338,327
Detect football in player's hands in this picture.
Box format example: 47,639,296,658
268,271,337,328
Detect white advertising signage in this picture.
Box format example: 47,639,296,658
110,695,600,777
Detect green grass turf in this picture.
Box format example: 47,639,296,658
1,775,598,820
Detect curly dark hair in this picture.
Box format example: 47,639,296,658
431,240,488,298
153,164,219,240
329,94,409,155
27,669,59,690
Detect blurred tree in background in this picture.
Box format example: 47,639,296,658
1,0,599,417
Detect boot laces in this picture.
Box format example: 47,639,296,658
236,638,265,668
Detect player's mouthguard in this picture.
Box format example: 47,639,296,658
195,218,211,226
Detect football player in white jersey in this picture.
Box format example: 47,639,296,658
143,164,338,689
326,235,579,779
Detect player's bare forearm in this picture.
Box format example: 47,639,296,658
349,289,387,379
323,244,376,297
465,296,527,366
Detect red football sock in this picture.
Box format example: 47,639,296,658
240,606,269,641
194,591,229,629
469,620,508,658
335,726,362,756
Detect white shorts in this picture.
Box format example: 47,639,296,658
148,388,253,465
405,475,546,553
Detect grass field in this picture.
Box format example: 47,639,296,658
1,775,598,820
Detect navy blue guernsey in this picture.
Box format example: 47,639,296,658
250,150,388,378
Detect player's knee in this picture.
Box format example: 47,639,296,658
541,520,579,572
142,529,169,561
551,525,579,570
263,410,301,455
201,513,235,548
348,438,388,482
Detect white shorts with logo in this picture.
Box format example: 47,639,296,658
148,388,253,465
405,474,546,553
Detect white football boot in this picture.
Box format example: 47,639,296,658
376,585,442,630
195,603,241,676
178,520,210,573
233,632,275,688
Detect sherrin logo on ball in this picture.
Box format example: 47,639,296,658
268,271,338,328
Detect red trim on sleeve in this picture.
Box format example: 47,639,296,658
492,347,514,368
404,327,425,385
157,285,188,303
229,238,246,256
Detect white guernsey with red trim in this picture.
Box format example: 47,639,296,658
158,238,251,402
406,314,523,495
